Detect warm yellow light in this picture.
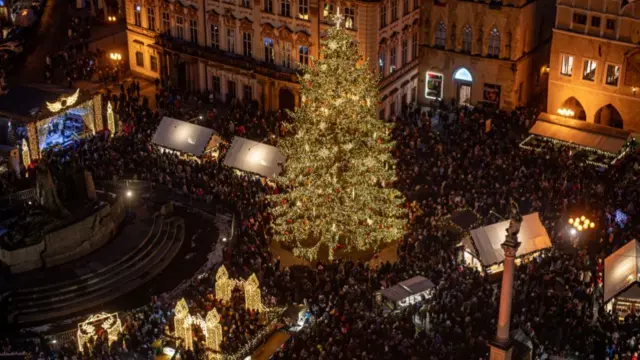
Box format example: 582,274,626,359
580,216,585,221
568,218,574,224
244,273,262,312
583,219,590,225
46,89,80,112
109,53,122,61
577,225,583,231
590,223,595,228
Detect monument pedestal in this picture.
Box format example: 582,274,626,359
490,339,513,360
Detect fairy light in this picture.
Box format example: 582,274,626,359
215,265,233,302
244,273,262,312
107,101,115,135
206,309,223,357
77,313,122,352
21,139,30,167
174,298,192,350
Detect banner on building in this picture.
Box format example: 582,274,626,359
483,83,501,106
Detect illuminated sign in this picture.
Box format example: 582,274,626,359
425,72,444,100
46,89,80,113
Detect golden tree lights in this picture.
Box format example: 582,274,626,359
244,273,262,312
268,20,407,261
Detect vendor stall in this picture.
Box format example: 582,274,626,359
223,136,285,178
152,116,223,159
463,212,551,274
604,239,640,319
377,276,435,313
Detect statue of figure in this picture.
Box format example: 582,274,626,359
506,199,522,239
36,164,70,218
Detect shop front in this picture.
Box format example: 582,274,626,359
604,239,640,320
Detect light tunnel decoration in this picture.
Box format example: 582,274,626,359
77,312,123,352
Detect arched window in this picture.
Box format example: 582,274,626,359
488,27,500,57
462,25,472,53
435,21,446,48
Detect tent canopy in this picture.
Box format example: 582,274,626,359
223,136,285,178
152,117,217,156
381,276,435,302
530,113,631,154
604,239,640,303
467,212,551,267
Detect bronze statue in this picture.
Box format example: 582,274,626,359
506,199,522,239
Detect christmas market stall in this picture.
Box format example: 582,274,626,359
520,113,634,167
223,136,285,178
0,85,103,166
376,276,435,313
151,116,223,160
604,239,640,319
463,212,551,274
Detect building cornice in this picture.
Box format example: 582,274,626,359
549,79,640,102
552,28,639,48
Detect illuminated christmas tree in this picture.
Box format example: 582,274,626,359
269,15,407,261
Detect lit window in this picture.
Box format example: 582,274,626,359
606,64,620,86
389,47,396,73
344,7,355,29
298,0,309,19
425,72,443,99
323,3,333,19
264,37,275,64
561,54,573,76
134,4,141,26
582,59,597,81
378,51,385,75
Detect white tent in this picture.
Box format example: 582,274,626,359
152,117,220,157
465,212,551,268
604,239,640,304
223,136,285,178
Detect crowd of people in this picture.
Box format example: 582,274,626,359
2,79,640,360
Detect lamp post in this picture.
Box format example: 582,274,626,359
109,52,122,82
568,216,595,247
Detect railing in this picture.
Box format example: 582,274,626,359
0,188,37,206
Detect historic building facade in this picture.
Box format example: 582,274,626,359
547,0,640,130
417,0,555,110
125,0,420,115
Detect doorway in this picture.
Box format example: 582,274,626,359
453,67,473,106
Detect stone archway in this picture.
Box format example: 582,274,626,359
279,88,295,113
560,96,587,120
594,104,624,128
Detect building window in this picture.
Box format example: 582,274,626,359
228,80,237,100
282,42,292,68
242,0,251,7
147,7,155,30
606,19,616,30
378,51,385,75
299,45,309,66
380,5,387,28
591,16,600,27
135,51,144,67
150,55,158,72
243,32,252,57
244,85,252,101
281,0,291,16
134,4,141,26
264,0,273,13
560,54,574,76
162,12,170,34
211,24,219,49
582,59,597,81
344,7,355,29
264,38,275,63
573,13,587,25
323,3,333,19
401,39,408,65
412,32,418,59
606,64,620,86
389,47,396,73
176,16,185,40
462,25,472,53
488,27,500,57
403,0,408,14
227,29,235,53
212,76,221,95
189,19,198,44
434,21,446,48
391,0,397,22
298,0,309,19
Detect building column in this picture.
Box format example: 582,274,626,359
198,61,206,91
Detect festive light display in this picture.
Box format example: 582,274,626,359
46,89,80,113
107,101,115,135
77,313,122,352
21,139,30,167
215,265,233,303
174,298,193,350
27,122,39,159
205,309,222,359
243,273,262,312
268,16,407,261
569,216,595,231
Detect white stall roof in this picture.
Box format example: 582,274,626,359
381,276,435,302
467,213,551,267
223,137,285,178
152,117,215,156
604,239,640,303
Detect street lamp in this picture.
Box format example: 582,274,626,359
126,190,133,198
107,15,117,22
109,52,122,61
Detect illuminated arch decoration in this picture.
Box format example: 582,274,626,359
206,309,223,358
174,298,193,350
453,68,473,82
46,89,80,113
21,139,30,167
107,101,115,135
215,265,233,302
77,312,122,352
244,273,262,312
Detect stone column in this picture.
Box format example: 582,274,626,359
84,170,97,201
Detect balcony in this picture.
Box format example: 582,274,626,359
154,34,299,83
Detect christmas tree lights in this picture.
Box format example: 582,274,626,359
268,17,407,261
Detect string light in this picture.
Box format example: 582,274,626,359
519,134,630,168
21,139,30,167
77,313,122,352
215,265,233,303
243,273,262,312
205,309,222,357
107,101,115,135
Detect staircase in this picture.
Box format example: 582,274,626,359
7,215,185,325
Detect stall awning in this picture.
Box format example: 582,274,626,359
604,239,640,303
530,113,631,154
223,137,285,178
381,276,435,302
152,117,216,156
467,213,551,267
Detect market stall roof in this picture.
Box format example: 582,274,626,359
604,239,640,303
381,276,435,302
152,117,218,156
529,113,632,154
467,212,551,267
223,136,285,178
0,85,95,122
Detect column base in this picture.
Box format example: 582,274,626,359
489,339,513,360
